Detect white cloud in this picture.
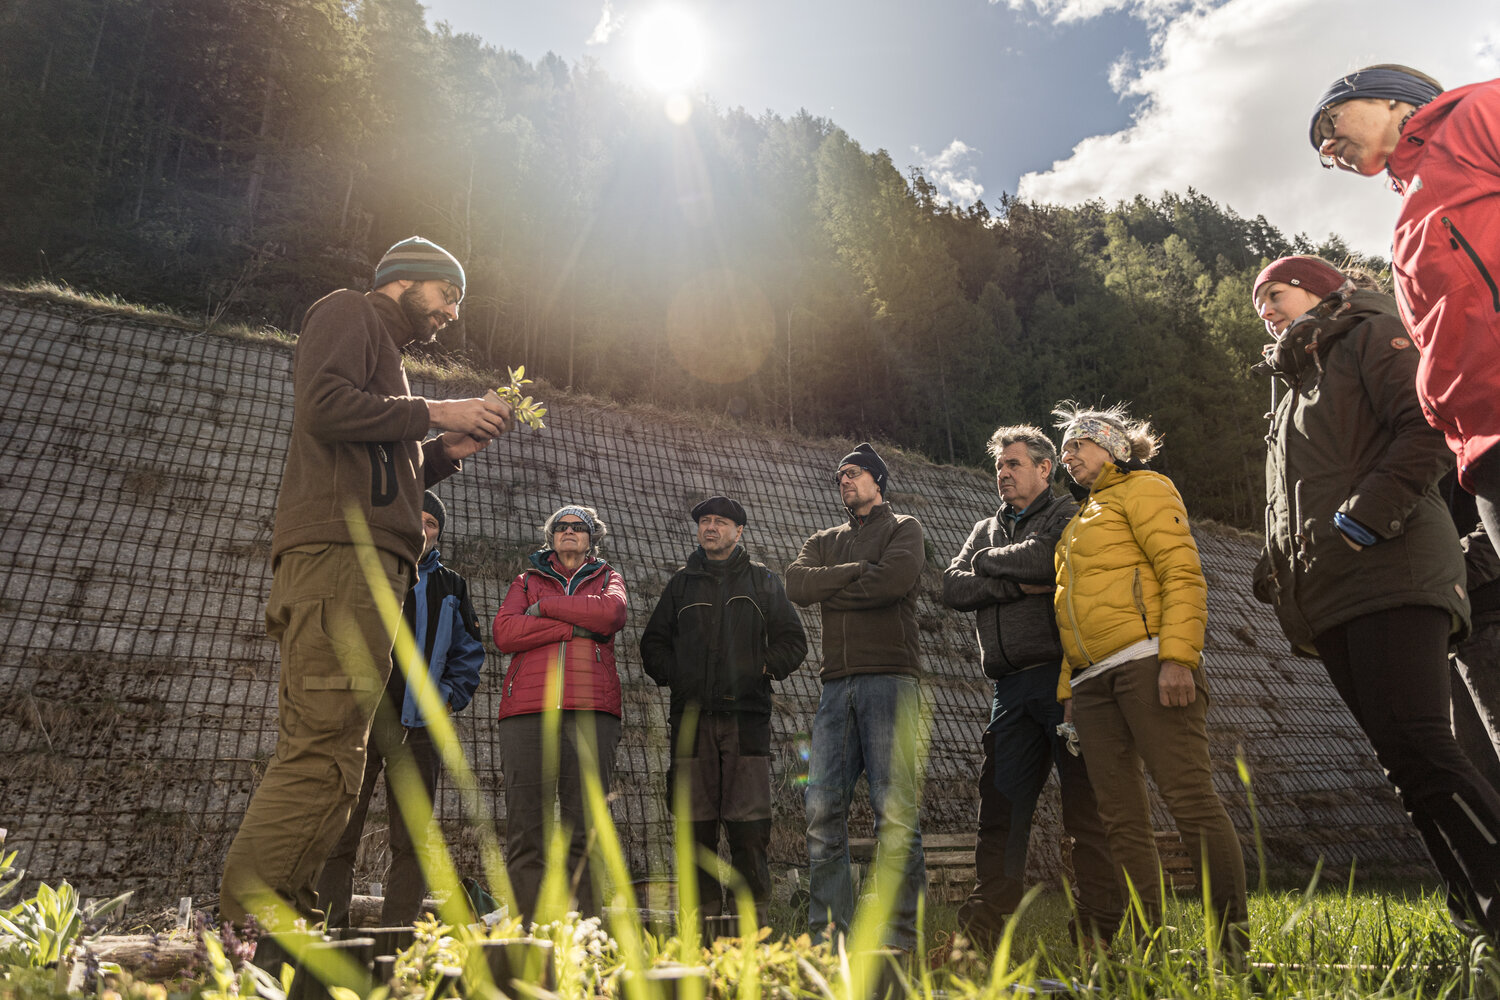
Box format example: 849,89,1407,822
916,139,986,207
1014,0,1500,255
991,0,1193,27
587,1,620,46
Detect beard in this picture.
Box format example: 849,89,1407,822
397,284,445,344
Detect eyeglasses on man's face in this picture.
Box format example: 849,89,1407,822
435,280,461,307
833,467,866,485
553,520,591,534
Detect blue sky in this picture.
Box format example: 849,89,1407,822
424,0,1500,255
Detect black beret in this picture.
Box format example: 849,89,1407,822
691,495,747,526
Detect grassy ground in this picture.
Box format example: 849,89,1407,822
754,879,1484,998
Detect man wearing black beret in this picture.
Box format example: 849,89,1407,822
785,442,927,953
640,495,808,931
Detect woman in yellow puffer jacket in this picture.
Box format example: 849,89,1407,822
1051,402,1248,961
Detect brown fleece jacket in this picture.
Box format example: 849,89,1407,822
785,502,925,680
270,289,460,568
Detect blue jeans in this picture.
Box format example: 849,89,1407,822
805,673,925,950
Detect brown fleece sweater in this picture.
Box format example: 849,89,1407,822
785,502,925,680
270,289,460,568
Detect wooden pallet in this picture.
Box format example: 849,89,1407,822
848,832,977,904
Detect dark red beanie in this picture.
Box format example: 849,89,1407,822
1253,256,1345,301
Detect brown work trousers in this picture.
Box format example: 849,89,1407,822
220,541,410,926
1070,655,1248,945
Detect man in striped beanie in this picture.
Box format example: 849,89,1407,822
220,236,512,932
374,236,467,344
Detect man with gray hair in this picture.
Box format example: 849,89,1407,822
942,425,1120,953
220,236,513,927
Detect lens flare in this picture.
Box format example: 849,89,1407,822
632,6,706,94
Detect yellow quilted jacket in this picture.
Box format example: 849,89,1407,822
1053,462,1207,699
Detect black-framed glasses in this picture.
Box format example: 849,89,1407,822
833,467,866,485
437,280,461,307
553,520,591,534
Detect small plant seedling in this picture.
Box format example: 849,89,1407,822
494,366,546,430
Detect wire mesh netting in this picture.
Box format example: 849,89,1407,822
0,292,1431,915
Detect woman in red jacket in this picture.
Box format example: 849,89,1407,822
492,504,627,923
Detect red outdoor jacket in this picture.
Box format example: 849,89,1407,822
1388,78,1500,488
492,550,628,720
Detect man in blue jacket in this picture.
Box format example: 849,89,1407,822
316,490,486,926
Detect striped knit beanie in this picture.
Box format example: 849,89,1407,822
373,237,465,300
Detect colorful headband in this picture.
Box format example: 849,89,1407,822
1062,417,1130,463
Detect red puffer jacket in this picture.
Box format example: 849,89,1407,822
1387,78,1500,489
492,550,628,720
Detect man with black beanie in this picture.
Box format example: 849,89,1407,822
785,443,927,953
640,495,807,931
316,491,486,926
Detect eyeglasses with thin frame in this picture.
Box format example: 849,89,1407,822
1313,105,1340,169
436,280,461,307
553,520,591,534
832,467,866,486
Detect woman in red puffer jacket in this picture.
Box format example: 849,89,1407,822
492,504,627,923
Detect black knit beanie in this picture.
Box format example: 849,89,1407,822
422,490,446,538
838,442,889,495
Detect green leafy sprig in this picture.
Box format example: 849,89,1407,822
495,366,546,430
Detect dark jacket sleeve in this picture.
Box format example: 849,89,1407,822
824,517,925,611
639,575,680,686
1344,321,1457,539
943,520,1019,611
421,437,462,488
762,570,809,681
440,575,486,714
297,291,431,444
971,517,1064,584
1464,527,1500,591
785,532,863,607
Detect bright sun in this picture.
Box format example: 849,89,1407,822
632,6,706,94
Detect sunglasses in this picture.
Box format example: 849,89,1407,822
553,520,591,534
833,467,866,485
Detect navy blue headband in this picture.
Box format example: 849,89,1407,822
1309,68,1443,149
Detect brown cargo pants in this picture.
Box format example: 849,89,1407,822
219,541,410,926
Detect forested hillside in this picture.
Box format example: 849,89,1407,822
0,0,1380,526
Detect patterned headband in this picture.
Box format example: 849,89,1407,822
552,506,597,534
1062,416,1130,463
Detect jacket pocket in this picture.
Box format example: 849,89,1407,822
366,442,399,507
1442,217,1500,313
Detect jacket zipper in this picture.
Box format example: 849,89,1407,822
1442,217,1500,312
1132,568,1152,639
1059,518,1094,666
